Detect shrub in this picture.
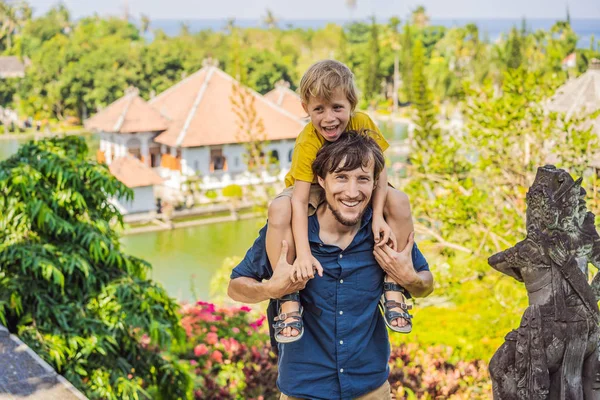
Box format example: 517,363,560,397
222,184,243,199
0,137,192,399
174,301,277,399
176,301,492,400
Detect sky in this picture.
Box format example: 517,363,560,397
24,0,600,20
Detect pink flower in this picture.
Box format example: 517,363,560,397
232,327,240,334
211,350,223,363
206,332,218,345
194,344,208,357
220,337,240,354
249,316,266,330
210,326,218,332
240,306,252,312
139,334,151,347
189,360,198,366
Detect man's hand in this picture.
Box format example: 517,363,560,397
291,251,324,283
374,232,434,298
266,241,312,299
373,232,417,287
372,215,397,250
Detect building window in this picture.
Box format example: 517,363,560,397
288,149,293,162
270,150,280,165
210,148,227,172
235,157,239,167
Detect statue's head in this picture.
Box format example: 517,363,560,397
526,165,588,234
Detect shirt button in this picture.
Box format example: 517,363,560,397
339,254,343,259
339,311,343,315
340,279,344,284
340,368,344,373
340,340,344,345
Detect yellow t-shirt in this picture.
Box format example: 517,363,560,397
284,111,389,187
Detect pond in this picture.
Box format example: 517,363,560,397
120,218,264,302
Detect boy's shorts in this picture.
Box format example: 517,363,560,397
275,184,323,216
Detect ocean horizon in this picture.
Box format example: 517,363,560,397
147,17,599,48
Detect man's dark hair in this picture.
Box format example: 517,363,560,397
312,129,385,180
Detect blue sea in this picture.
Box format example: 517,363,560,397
148,18,600,48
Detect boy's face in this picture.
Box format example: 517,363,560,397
302,87,351,142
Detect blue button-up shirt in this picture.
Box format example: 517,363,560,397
231,208,430,400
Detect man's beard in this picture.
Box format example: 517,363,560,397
326,197,367,227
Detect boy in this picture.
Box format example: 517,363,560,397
266,60,418,342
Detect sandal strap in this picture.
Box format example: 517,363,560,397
384,300,413,311
383,282,410,298
274,310,302,322
386,309,413,321
273,320,303,330
279,292,300,303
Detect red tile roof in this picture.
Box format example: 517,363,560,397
264,81,307,119
109,156,164,188
151,67,304,147
85,88,169,134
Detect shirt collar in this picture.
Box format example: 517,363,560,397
308,205,373,245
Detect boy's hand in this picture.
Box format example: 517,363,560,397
372,215,397,250
291,253,324,283
266,241,309,298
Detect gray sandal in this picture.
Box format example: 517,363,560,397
379,282,413,334
273,292,304,343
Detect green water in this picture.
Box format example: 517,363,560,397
120,218,264,301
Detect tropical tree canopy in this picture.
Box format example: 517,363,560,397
0,136,192,400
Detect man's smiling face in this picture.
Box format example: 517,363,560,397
303,87,351,143
318,156,375,226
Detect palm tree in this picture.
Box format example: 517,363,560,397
0,1,31,51
411,6,430,29
140,14,151,34
262,8,278,30
383,17,402,113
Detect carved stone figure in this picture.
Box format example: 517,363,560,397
488,165,600,400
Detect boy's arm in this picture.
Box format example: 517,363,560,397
372,168,389,219
291,180,313,263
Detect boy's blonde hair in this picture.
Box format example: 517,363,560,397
299,59,358,111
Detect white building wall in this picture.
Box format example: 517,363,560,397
182,147,210,176
223,144,247,174
115,186,156,214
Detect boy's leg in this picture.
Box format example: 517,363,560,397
266,195,300,338
383,188,414,328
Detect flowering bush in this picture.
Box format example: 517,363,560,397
174,301,278,399
174,301,492,400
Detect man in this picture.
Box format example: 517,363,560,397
228,132,434,399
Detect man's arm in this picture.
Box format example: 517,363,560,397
228,277,276,304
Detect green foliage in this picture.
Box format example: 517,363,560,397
222,185,243,199
0,2,589,117
205,190,218,200
402,66,600,363
363,16,381,102
0,136,192,399
505,27,523,69
411,39,440,146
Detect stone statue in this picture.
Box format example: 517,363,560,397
488,165,600,400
